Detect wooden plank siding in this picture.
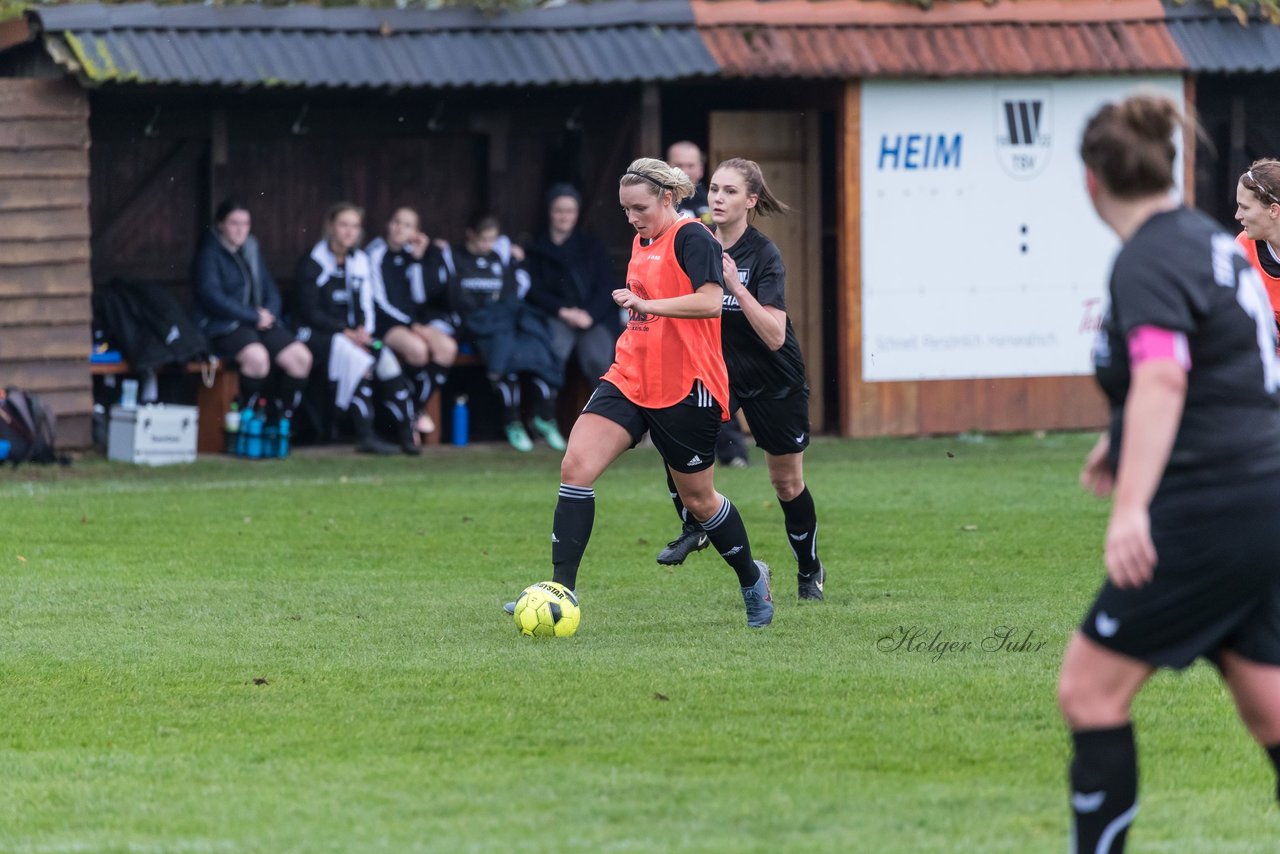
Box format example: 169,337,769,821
837,80,1106,438
0,79,92,449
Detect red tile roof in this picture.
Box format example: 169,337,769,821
694,0,1186,78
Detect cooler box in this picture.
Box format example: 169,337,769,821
108,404,198,465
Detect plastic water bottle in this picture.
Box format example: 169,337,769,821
245,400,266,459
224,403,240,455
452,395,469,447
277,415,291,459
234,404,251,456
263,420,278,460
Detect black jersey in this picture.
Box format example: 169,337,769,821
294,242,373,338
1093,206,1280,490
367,237,423,329
441,246,518,326
677,184,713,226
719,226,808,399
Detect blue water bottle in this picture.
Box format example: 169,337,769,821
277,415,291,459
245,400,266,459
234,404,252,457
452,395,469,447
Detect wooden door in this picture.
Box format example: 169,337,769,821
708,111,824,430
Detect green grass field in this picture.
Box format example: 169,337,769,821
1,434,1277,853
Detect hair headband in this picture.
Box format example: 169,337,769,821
1247,169,1278,204
623,170,673,191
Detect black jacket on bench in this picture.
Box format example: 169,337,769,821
191,228,282,338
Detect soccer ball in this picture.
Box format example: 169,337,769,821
513,581,580,638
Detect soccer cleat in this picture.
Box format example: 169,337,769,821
742,560,773,628
656,524,710,565
356,434,400,455
798,563,825,601
531,416,567,451
505,422,534,452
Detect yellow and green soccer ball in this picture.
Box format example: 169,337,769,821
513,581,580,638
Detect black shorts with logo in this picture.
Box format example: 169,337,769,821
582,380,722,474
737,388,811,456
1079,474,1280,670
209,323,299,363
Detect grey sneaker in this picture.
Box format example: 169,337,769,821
742,560,774,628
656,524,710,565
798,563,825,601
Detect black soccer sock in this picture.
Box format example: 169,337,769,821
664,467,696,528
698,496,760,588
1266,743,1280,803
277,373,306,419
779,486,821,573
238,373,266,411
530,377,558,421
349,382,376,438
377,376,415,444
413,368,433,406
1069,723,1138,854
494,374,521,424
551,483,595,591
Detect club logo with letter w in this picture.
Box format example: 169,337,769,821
995,87,1052,179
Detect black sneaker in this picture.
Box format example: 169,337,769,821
656,524,710,565
797,563,825,600
356,435,400,455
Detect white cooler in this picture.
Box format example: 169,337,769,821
108,404,198,465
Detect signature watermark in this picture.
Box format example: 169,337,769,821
876,625,1049,663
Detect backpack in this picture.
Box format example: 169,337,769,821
0,388,59,465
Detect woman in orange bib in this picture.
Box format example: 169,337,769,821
1235,159,1280,337
504,157,773,628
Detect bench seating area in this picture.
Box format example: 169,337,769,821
91,353,484,454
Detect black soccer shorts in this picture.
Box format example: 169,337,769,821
738,388,811,456
582,380,723,474
1079,475,1280,670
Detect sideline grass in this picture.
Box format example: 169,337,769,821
0,435,1276,853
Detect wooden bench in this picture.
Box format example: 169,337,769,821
90,360,237,455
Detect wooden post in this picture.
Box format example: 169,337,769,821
639,84,661,159
836,80,860,438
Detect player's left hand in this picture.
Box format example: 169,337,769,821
1104,503,1156,589
722,252,743,295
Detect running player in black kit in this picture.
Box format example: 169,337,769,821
656,158,825,601
1059,94,1280,853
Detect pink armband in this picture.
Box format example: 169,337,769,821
1127,325,1190,370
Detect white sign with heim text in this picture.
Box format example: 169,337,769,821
860,76,1183,381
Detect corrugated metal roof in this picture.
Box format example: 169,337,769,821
32,0,718,89
1163,2,1280,73
694,0,1186,78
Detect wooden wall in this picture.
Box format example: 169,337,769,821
0,79,92,448
88,89,643,299
836,80,1108,438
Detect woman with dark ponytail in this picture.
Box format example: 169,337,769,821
652,158,826,602
1059,94,1280,853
